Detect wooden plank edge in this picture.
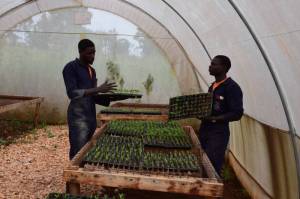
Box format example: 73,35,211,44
68,124,107,167
0,95,42,100
63,169,223,197
0,97,44,114
183,126,221,181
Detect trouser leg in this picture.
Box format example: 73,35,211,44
200,132,229,175
68,121,94,160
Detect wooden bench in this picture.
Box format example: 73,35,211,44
97,103,169,124
0,95,44,127
63,125,223,198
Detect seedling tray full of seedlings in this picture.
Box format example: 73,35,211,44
105,120,147,137
169,93,213,120
82,136,201,174
104,120,192,149
83,135,143,169
142,151,201,172
100,107,162,115
97,89,142,99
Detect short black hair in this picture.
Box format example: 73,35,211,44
215,55,231,72
78,39,95,53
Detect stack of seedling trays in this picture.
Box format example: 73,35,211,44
169,93,213,120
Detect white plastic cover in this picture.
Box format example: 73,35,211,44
2,0,300,132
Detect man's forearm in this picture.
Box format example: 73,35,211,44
212,111,243,122
84,87,100,96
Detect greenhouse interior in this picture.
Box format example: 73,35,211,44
0,0,300,199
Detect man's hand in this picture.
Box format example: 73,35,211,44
197,115,220,123
84,80,117,96
96,80,117,93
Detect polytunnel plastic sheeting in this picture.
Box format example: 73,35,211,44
1,0,294,133
83,0,201,94
125,0,289,132
1,0,300,133
230,0,300,137
0,0,201,95
0,7,189,123
162,0,289,131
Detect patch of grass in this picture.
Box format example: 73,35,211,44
0,138,9,146
0,119,36,146
38,120,47,129
222,164,234,181
46,129,55,138
11,119,22,127
222,162,251,199
118,193,125,199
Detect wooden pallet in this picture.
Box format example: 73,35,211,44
63,125,223,198
0,95,44,127
97,103,169,123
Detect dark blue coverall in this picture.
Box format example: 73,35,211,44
199,77,243,175
63,58,109,159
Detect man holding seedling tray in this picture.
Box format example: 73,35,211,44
199,55,243,176
63,39,130,159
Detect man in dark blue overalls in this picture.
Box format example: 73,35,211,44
63,39,117,160
199,55,243,175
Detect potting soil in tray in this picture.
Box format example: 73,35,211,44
46,193,120,199
142,151,201,172
169,93,213,120
84,135,143,168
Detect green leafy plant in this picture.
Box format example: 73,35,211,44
143,74,154,95
106,60,127,90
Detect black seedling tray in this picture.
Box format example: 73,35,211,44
104,121,192,148
169,93,213,120
83,135,144,168
142,151,201,172
105,121,146,137
97,93,142,99
143,135,192,149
